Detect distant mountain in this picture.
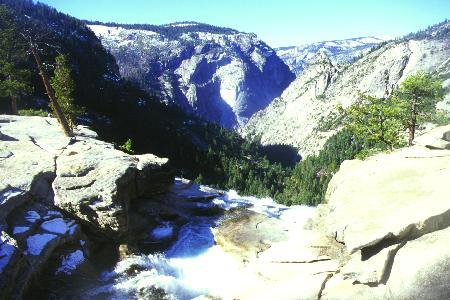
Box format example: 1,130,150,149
242,20,450,157
87,22,295,129
0,1,299,203
276,36,388,75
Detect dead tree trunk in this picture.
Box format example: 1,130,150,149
30,44,72,137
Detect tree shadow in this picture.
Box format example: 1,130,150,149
260,144,301,167
0,133,18,141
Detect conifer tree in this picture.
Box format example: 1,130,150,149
344,94,403,150
50,53,83,129
0,5,31,114
393,72,444,145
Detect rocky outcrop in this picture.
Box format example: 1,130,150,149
0,115,173,298
214,126,450,299
324,125,450,253
53,141,172,238
0,116,172,239
0,116,86,298
88,23,295,129
214,210,289,260
317,125,450,299
385,226,450,300
242,21,450,157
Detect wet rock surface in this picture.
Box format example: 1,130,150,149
214,209,289,260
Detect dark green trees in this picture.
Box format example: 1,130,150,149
0,5,31,114
278,129,365,206
50,54,83,129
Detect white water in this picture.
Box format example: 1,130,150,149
87,181,316,299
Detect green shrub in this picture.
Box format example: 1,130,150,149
18,108,49,117
119,138,134,154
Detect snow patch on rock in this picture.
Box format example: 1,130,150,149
40,218,70,235
26,233,57,256
56,249,85,275
0,188,23,205
25,211,41,223
13,226,30,235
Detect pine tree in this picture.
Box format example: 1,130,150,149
393,72,444,145
0,5,31,114
50,53,83,129
343,94,403,150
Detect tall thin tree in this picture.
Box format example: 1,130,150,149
29,42,73,137
51,54,83,130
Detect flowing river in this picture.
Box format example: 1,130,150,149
44,178,316,299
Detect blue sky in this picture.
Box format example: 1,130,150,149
38,0,449,46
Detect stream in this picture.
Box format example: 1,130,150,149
43,178,316,299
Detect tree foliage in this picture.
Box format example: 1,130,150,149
0,5,31,114
50,54,83,128
344,72,444,148
343,94,404,150
402,19,449,40
393,72,444,145
119,138,134,154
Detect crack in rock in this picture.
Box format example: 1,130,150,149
255,220,264,229
270,258,332,264
379,242,405,285
352,208,450,255
318,270,338,299
64,179,96,191
397,42,412,82
28,136,46,152
313,270,337,276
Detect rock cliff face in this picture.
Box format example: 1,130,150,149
88,23,295,129
0,115,172,298
276,36,387,75
242,21,450,157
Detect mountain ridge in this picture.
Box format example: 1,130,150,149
87,22,295,129
85,20,242,36
276,36,388,75
242,20,450,157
